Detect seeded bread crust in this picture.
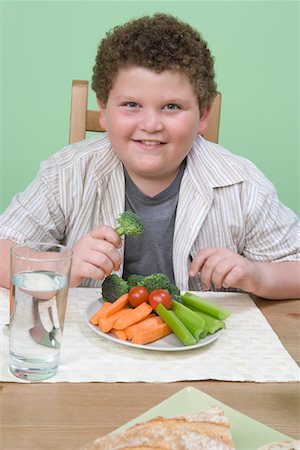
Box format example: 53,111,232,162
81,406,235,450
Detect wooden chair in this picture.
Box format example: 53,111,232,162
69,80,221,144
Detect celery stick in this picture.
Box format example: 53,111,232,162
190,307,225,334
156,304,196,346
181,292,230,320
171,300,206,341
198,328,209,339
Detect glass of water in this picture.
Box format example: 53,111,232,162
9,242,73,381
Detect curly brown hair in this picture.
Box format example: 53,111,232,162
92,13,217,113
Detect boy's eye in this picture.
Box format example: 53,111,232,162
125,102,138,109
165,103,180,110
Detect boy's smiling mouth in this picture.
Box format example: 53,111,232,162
140,140,163,145
133,139,166,147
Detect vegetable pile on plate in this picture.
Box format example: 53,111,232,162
90,272,230,347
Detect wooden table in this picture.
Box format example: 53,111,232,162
1,297,299,449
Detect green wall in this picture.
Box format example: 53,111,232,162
1,0,299,214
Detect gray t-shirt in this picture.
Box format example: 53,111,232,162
123,161,186,283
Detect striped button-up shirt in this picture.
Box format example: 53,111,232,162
0,135,299,289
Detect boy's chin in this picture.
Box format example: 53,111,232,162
129,164,174,178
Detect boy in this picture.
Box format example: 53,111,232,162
0,13,299,299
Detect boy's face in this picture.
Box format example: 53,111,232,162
98,67,209,194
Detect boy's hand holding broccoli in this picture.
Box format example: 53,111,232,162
69,211,143,287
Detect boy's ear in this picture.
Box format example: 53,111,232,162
197,105,212,136
97,98,106,130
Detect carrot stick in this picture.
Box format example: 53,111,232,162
111,314,157,341
111,329,128,340
113,302,152,330
100,293,129,318
98,308,131,333
90,302,111,325
126,315,164,339
131,322,172,345
90,293,129,325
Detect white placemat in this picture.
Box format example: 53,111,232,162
1,288,299,383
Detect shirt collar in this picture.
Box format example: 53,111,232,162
186,136,246,203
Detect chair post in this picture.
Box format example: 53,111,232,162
203,92,221,144
69,80,89,144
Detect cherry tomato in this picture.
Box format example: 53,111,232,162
128,286,149,307
149,289,172,310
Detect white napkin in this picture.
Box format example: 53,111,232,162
1,288,299,383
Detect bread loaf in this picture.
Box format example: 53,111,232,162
81,406,235,450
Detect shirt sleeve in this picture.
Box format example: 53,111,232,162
243,176,300,262
0,157,66,244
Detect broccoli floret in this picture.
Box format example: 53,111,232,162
140,273,171,292
167,283,183,303
140,272,183,302
101,274,129,303
127,274,146,289
115,210,144,238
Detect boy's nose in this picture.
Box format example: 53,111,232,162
139,110,163,132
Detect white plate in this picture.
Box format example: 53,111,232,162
84,298,222,352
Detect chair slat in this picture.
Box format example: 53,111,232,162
69,80,89,144
203,93,221,144
86,110,105,132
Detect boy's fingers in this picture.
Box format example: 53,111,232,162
222,262,253,291
73,261,105,282
81,251,114,277
210,259,236,289
91,226,122,248
189,248,219,277
87,241,122,269
82,263,106,281
189,249,211,276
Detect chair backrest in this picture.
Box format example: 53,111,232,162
69,80,221,144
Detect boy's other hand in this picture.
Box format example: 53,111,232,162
189,247,261,294
70,226,122,287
